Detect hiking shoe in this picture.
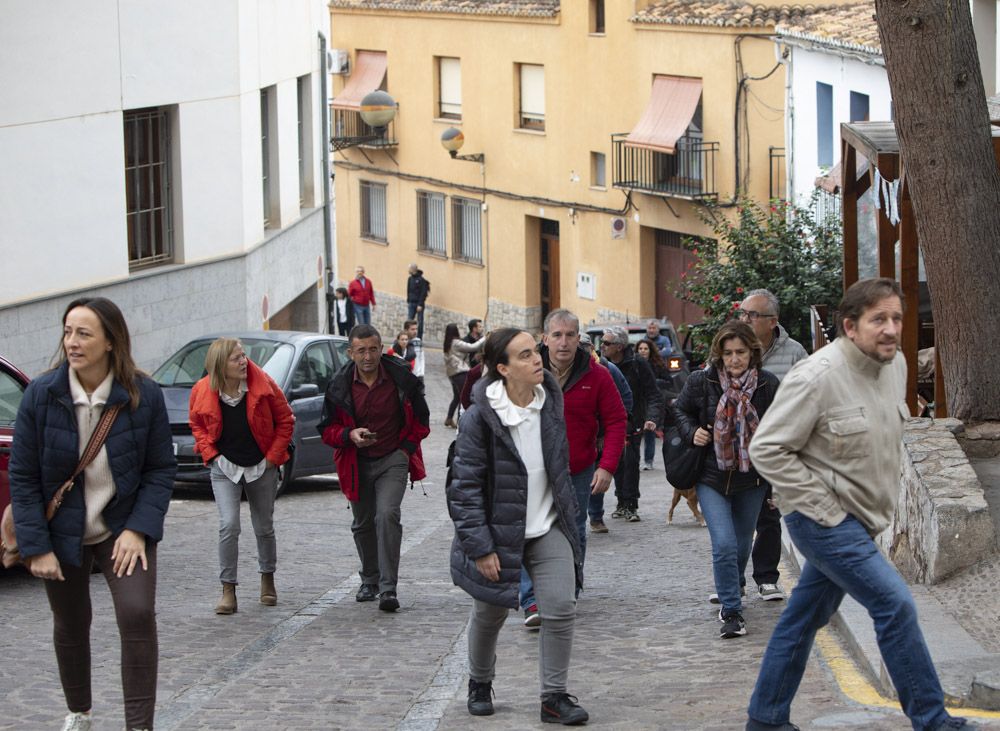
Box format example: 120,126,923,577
355,583,378,602
719,609,747,638
589,519,608,534
758,583,786,601
467,678,495,716
378,591,400,612
540,692,589,725
524,603,541,629
611,505,626,519
626,508,641,522
709,586,746,604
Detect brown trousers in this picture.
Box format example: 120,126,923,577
43,536,158,729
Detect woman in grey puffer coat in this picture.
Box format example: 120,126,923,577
447,328,588,726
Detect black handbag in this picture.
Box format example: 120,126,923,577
662,425,707,490
662,382,709,490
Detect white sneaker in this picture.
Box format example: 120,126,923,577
641,462,653,471
61,712,92,731
758,583,786,601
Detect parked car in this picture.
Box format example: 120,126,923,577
152,331,350,495
584,319,690,392
0,356,31,546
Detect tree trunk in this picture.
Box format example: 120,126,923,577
875,0,1000,419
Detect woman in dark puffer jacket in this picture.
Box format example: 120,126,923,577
9,297,175,731
673,320,779,641
447,328,588,726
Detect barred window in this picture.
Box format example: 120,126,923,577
417,191,446,254
124,107,173,269
452,197,482,263
360,180,387,242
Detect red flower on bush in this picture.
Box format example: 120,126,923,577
712,294,721,302
736,287,744,294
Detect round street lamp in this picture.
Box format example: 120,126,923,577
440,126,484,163
360,90,397,130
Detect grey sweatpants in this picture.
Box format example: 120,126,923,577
467,524,577,695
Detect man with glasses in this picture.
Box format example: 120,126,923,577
597,327,662,522
735,289,807,603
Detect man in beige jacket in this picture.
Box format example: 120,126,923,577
744,278,973,731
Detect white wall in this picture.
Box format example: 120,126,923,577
0,0,328,307
784,43,892,205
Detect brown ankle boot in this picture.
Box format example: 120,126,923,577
215,582,237,614
260,573,277,606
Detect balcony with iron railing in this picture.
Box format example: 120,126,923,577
612,133,718,199
330,107,397,151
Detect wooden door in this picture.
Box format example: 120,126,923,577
655,229,702,326
540,224,560,319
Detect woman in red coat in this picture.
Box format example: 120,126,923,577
189,338,295,614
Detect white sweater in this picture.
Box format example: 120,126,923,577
68,368,115,545
486,380,557,539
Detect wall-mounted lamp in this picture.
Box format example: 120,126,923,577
440,127,485,163
331,90,397,151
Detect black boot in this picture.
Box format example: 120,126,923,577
467,678,494,716
541,692,588,725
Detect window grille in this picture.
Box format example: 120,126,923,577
360,180,388,242
124,107,173,268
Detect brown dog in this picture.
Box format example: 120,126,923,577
667,487,706,526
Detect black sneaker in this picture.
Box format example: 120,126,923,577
626,508,641,522
720,609,747,639
378,591,400,612
355,583,378,602
540,692,589,725
467,678,495,716
745,719,801,730
611,505,626,519
934,719,979,730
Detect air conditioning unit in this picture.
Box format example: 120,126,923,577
327,49,350,75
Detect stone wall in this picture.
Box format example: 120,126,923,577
881,418,997,584
340,289,545,346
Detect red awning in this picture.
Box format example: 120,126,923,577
625,76,702,154
332,51,387,110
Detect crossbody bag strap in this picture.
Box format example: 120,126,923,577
44,402,124,521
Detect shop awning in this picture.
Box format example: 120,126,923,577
625,75,702,154
332,51,387,110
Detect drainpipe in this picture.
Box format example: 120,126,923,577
319,31,334,333
777,41,794,203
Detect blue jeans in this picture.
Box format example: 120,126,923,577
354,303,371,325
696,482,766,614
643,431,656,465
520,465,594,610
747,512,953,730
407,302,424,340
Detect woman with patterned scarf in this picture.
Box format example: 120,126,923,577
673,321,780,639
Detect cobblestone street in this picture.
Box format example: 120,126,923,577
0,354,944,730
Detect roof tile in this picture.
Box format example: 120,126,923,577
329,0,560,17
777,1,881,56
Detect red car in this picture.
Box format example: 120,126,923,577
0,355,30,537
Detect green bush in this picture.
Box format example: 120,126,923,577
675,197,842,360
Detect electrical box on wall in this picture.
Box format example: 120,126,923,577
577,272,596,300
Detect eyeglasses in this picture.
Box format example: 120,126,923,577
735,309,775,321
600,340,622,348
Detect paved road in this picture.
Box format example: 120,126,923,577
0,353,956,730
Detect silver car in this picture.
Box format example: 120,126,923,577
152,331,349,495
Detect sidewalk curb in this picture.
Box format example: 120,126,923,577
779,519,1000,710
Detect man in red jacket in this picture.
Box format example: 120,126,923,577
347,266,376,325
519,308,627,627
317,324,429,612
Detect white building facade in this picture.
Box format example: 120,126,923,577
774,9,890,209
0,0,331,376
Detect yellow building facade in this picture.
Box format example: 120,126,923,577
328,0,805,339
